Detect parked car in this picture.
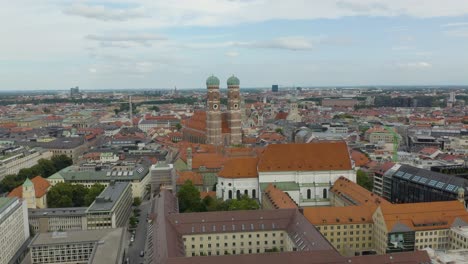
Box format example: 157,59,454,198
140,250,145,257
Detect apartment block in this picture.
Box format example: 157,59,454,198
0,197,30,264
29,228,124,264
85,181,132,230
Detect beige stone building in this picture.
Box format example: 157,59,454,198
8,176,50,209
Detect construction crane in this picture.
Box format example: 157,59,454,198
384,125,400,162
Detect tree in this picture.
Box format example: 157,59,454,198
84,183,105,206
275,128,284,135
47,183,74,208
133,197,142,207
357,170,373,191
71,184,88,207
175,123,182,131
51,155,73,171
37,159,57,177
149,106,160,112
177,180,204,212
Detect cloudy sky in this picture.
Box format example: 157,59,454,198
2,0,468,90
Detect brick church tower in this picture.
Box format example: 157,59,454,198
227,75,242,145
206,75,222,145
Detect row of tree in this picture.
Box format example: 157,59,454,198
177,180,259,213
47,182,105,208
0,154,73,193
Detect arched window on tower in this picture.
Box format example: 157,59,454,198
228,190,232,199
252,189,256,199
244,190,248,196
323,189,327,199
236,190,241,199
307,189,311,199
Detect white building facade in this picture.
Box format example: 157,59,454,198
0,197,30,264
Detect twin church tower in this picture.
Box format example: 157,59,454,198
206,75,242,146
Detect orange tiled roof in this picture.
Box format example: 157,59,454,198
192,153,226,170
258,141,352,172
8,176,50,199
379,201,468,232
184,110,231,133
330,176,390,207
350,150,371,167
263,184,297,209
303,205,375,226
176,171,203,185
218,157,259,178
275,112,288,120
200,191,216,199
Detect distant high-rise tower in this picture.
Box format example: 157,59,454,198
448,91,456,108
129,95,133,122
70,86,80,97
206,75,222,145
227,75,242,145
272,84,279,92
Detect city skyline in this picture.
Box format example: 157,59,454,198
2,1,468,90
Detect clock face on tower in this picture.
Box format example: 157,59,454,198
213,104,219,110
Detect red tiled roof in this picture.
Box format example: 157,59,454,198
8,176,50,199
275,111,288,120
350,150,370,167
258,141,352,172
263,184,297,209
218,157,259,178
176,171,203,185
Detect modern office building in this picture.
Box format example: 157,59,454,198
29,207,87,233
0,197,30,264
271,84,279,92
150,162,176,193
382,164,468,206
29,228,124,264
85,181,132,230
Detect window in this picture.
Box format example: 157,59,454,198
323,189,327,199
307,189,311,199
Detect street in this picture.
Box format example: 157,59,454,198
127,199,151,264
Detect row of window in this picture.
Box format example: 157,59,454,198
189,247,286,257
319,224,372,230
187,240,285,249
185,232,283,242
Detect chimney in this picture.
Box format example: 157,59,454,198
187,147,192,171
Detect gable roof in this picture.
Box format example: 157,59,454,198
330,176,391,207
263,184,297,209
176,171,203,186
8,176,50,199
303,205,375,226
258,141,352,172
379,200,468,232
218,157,259,179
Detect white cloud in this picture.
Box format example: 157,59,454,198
397,62,432,69
441,22,468,27
391,46,413,51
225,51,240,57
86,33,168,47
60,1,468,27
444,27,468,37
63,3,147,21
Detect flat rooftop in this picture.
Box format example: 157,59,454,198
29,207,87,217
30,228,124,264
87,182,129,212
